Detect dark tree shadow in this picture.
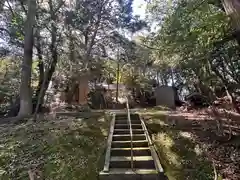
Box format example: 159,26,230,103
0,111,110,180
143,112,240,179
143,114,216,180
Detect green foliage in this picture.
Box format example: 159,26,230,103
145,0,240,99
0,58,21,102
0,0,148,115
0,113,108,179
144,112,214,180
9,12,25,44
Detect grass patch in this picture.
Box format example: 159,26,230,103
142,112,215,180
0,112,110,180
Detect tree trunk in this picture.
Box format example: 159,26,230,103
210,59,240,113
108,73,110,90
163,76,168,86
170,67,175,87
18,0,36,117
83,1,103,69
34,12,44,103
33,0,58,117
116,60,120,102
159,72,165,86
35,29,44,101
224,85,240,113
222,0,240,44
64,28,76,104
0,0,5,12
156,70,160,86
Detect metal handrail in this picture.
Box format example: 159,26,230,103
103,113,115,172
126,98,133,170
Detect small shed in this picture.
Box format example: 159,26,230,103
155,86,176,109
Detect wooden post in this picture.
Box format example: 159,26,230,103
78,75,89,105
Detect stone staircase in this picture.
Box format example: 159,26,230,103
99,113,165,180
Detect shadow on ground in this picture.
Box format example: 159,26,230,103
0,111,110,180
142,113,216,180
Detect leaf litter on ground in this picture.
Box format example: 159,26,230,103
0,112,109,180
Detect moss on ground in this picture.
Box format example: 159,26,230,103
0,112,109,180
142,112,219,180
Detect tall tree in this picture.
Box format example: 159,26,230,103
145,0,240,108
18,0,36,117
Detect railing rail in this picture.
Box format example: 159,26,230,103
103,113,115,172
126,98,133,170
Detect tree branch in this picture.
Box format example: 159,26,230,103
140,43,162,51
18,0,28,15
6,0,15,16
0,27,11,36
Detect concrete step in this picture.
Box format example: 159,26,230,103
115,120,141,124
109,156,155,169
114,124,129,129
131,124,143,129
100,113,164,180
99,168,160,180
104,168,158,174
111,147,151,156
130,114,140,120
111,140,148,148
112,134,146,141
114,124,143,129
113,129,144,135
110,156,153,162
115,115,128,120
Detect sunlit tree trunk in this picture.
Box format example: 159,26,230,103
34,0,58,117
18,0,36,117
156,70,160,86
170,67,175,87
35,28,44,101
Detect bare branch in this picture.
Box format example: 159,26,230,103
6,0,15,16
0,27,11,36
18,0,28,15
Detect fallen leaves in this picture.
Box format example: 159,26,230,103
0,112,109,180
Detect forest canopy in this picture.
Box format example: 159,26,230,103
0,0,240,115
